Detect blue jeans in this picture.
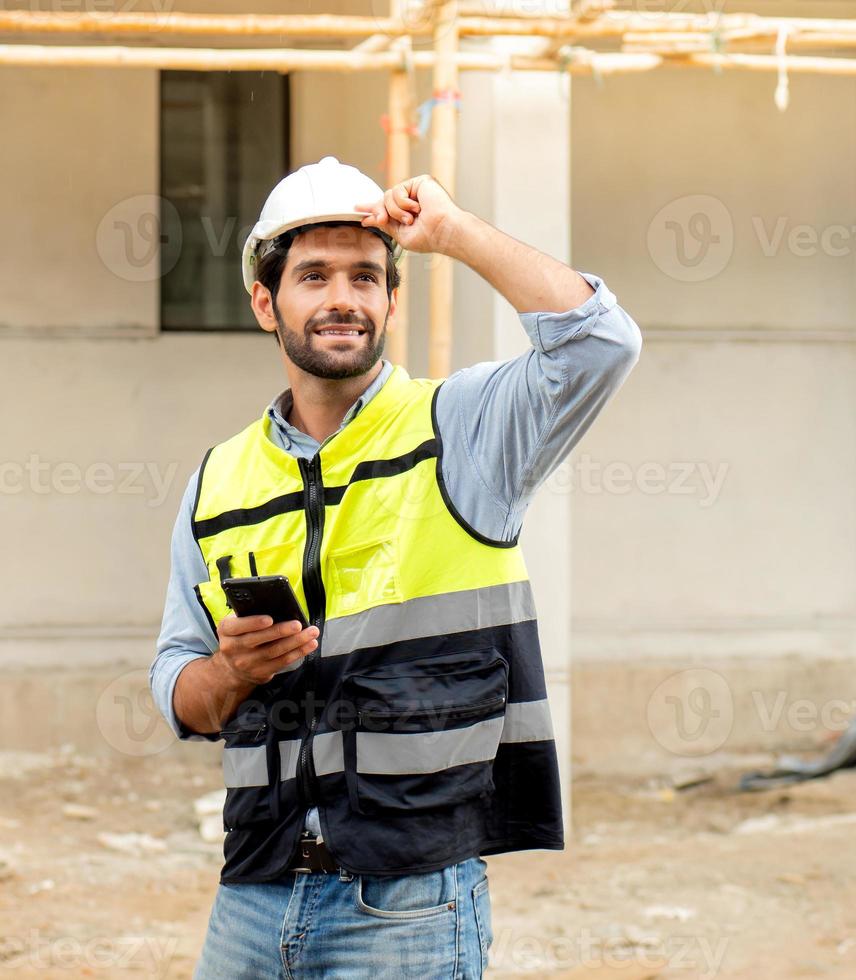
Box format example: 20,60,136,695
194,856,493,979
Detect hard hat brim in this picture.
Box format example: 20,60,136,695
242,211,404,294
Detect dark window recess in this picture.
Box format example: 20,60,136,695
159,71,290,331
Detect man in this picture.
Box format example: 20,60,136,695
151,155,641,979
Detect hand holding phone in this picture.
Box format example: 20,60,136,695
214,576,315,685
222,575,309,629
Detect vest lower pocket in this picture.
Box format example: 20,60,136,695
341,650,508,816
220,720,278,831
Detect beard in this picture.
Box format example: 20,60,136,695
273,304,388,380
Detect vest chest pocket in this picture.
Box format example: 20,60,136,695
340,651,509,816
197,542,308,638
328,535,402,617
220,717,278,831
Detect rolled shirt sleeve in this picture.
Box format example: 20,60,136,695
149,469,221,742
435,271,642,542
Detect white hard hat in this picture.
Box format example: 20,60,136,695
241,155,403,294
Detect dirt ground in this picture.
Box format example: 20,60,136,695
0,747,854,979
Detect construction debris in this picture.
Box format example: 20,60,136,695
193,789,226,844
740,714,856,791
96,831,168,856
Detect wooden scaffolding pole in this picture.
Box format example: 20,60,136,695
0,43,664,74
428,0,459,379
0,11,417,38
7,9,856,45
6,9,856,47
8,42,856,78
385,2,415,370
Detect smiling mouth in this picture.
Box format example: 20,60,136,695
314,326,368,337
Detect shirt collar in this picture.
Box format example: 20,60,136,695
267,359,393,447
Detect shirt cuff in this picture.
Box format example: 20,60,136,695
150,650,221,742
518,272,617,353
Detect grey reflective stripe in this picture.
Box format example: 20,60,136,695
356,716,505,776
278,732,344,781
322,581,535,658
271,700,554,785
500,699,554,743
313,730,345,777
223,746,268,788
279,739,302,782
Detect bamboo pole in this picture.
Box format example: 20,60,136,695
5,38,856,78
353,34,394,54
0,43,664,73
0,10,420,38
561,12,856,38
385,7,415,370
678,51,856,76
429,0,459,380
0,43,413,71
721,33,856,52
622,29,856,54
6,8,856,46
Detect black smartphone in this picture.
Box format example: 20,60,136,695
221,575,310,629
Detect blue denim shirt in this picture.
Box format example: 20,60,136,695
150,271,642,836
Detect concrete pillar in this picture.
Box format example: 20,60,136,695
489,60,574,829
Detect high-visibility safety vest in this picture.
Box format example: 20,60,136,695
192,364,563,881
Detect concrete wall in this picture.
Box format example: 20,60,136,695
0,21,568,764
1,1,853,775
566,60,856,771
0,66,160,335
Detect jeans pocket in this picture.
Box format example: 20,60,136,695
472,876,493,973
355,865,458,920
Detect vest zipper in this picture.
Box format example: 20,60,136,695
220,723,268,740
296,454,327,809
357,695,507,726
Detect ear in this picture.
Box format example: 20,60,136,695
251,282,278,335
386,286,399,327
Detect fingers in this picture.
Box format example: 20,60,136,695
255,626,319,661
354,184,421,228
218,614,311,647
386,185,419,225
266,635,320,672
215,621,320,685
218,612,274,636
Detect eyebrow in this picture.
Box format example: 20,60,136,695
292,259,385,277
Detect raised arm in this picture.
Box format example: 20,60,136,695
354,175,642,543
435,272,642,542
355,173,594,315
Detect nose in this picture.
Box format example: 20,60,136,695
323,272,361,316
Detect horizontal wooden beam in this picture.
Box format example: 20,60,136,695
0,11,418,39
3,9,856,46
679,51,856,76
0,42,662,74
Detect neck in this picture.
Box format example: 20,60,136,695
284,361,385,444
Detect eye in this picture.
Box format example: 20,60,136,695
357,274,377,283
301,272,322,281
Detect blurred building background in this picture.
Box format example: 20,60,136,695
1,0,853,797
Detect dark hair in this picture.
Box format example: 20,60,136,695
254,220,401,307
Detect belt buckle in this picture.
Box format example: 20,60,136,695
293,832,325,875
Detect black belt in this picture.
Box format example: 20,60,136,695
285,832,340,874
